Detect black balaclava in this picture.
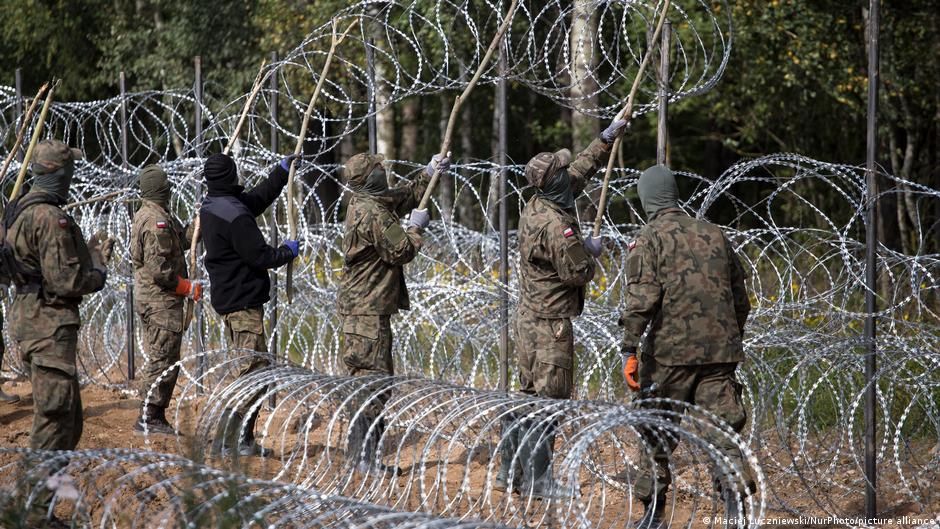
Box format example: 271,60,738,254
31,161,74,204
204,153,243,196
361,165,389,195
637,164,679,219
139,164,171,207
538,168,575,211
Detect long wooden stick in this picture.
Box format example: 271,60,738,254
188,60,270,278
418,0,519,210
9,79,59,202
592,0,671,237
63,189,131,210
285,17,359,303
0,82,49,191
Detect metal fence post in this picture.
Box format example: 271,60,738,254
120,72,136,383
497,43,509,392
864,0,880,518
366,38,377,156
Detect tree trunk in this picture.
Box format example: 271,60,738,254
400,98,419,161
372,26,395,158
569,0,600,152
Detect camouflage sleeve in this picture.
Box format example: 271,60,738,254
372,213,421,266
726,236,750,335
548,223,595,287
388,168,431,216
141,227,180,291
38,213,105,297
567,138,611,196
619,234,661,349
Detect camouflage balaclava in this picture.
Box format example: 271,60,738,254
30,139,82,203
526,148,574,210
637,164,679,219
344,153,388,196
139,164,171,207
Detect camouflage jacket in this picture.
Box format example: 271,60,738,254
517,139,610,318
337,172,429,316
130,200,192,332
6,190,106,340
619,208,750,366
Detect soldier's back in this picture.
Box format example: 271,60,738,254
641,210,744,365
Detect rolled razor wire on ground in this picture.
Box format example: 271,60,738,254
142,349,765,529
0,447,515,529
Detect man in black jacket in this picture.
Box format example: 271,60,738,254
200,152,299,457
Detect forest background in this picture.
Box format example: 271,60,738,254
1,0,937,255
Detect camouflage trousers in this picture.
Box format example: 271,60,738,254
514,308,574,400
137,321,183,408
222,307,271,416
18,325,82,450
341,314,394,377
633,357,754,501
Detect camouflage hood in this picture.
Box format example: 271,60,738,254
343,153,387,195
139,164,171,207
637,165,678,219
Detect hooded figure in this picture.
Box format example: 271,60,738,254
637,164,679,220
616,165,755,526
503,130,616,500
29,139,83,203
199,152,299,457
337,151,447,476
130,163,199,435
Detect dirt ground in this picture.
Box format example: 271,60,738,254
1,376,937,528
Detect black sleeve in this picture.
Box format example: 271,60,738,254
239,164,289,217
230,215,293,270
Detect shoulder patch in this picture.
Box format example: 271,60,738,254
563,227,575,238
382,222,407,246
58,218,68,229
156,220,168,229
628,239,637,250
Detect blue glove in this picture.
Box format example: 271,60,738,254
425,154,451,177
600,119,628,144
583,236,603,257
280,154,299,171
408,209,430,231
284,239,300,258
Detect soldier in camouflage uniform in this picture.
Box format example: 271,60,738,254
130,164,200,434
3,140,112,450
618,165,754,528
496,119,626,499
337,152,449,475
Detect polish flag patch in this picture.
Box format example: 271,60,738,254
57,218,68,229
628,240,637,250
563,227,575,238
156,220,168,229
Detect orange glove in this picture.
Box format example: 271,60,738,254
622,354,640,392
174,277,202,301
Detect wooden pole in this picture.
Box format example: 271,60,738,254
0,83,49,191
592,0,671,238
188,59,270,280
417,0,519,210
285,18,359,303
9,79,59,202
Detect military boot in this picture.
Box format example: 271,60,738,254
210,408,244,456
134,403,176,435
634,494,666,529
236,407,273,457
722,488,748,528
348,416,400,476
494,416,522,493
521,419,568,501
0,387,19,404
